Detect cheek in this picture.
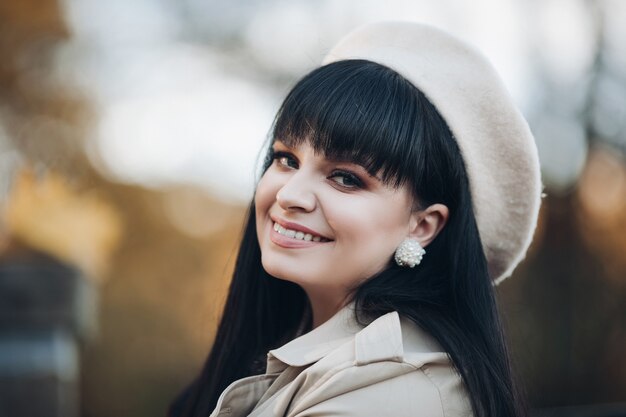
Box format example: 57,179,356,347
342,199,410,278
254,173,278,244
326,195,409,243
255,172,279,215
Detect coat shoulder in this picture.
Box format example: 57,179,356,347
288,312,473,417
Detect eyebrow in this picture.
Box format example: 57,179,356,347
273,141,382,181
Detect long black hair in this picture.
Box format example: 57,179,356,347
169,59,528,417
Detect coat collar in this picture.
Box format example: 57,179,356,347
266,300,367,373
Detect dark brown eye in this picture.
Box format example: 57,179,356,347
273,151,298,169
329,170,363,189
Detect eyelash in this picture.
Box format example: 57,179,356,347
271,150,365,189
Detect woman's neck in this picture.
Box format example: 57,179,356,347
305,290,350,329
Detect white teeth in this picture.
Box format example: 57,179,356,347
273,222,325,242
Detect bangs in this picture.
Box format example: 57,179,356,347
271,59,428,189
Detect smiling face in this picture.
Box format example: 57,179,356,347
255,140,417,305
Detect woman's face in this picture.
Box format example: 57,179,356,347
255,139,417,300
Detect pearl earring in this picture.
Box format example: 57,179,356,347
394,238,426,268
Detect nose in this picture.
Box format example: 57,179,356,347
276,171,317,212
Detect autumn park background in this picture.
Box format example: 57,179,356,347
0,1,625,416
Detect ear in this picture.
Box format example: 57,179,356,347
408,203,449,248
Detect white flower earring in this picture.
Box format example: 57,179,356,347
394,238,426,268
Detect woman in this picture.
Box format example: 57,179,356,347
170,21,542,417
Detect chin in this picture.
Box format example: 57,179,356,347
261,256,294,280
261,257,314,285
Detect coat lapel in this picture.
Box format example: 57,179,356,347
265,300,365,373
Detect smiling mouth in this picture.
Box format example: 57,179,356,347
272,221,332,242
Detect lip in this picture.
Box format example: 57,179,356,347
270,216,332,241
269,216,333,249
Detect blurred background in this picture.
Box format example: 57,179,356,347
0,0,625,416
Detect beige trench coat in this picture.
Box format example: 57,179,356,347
209,301,473,417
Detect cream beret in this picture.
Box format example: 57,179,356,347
322,21,543,284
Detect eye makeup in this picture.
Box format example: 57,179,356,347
271,151,365,190
270,141,379,190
